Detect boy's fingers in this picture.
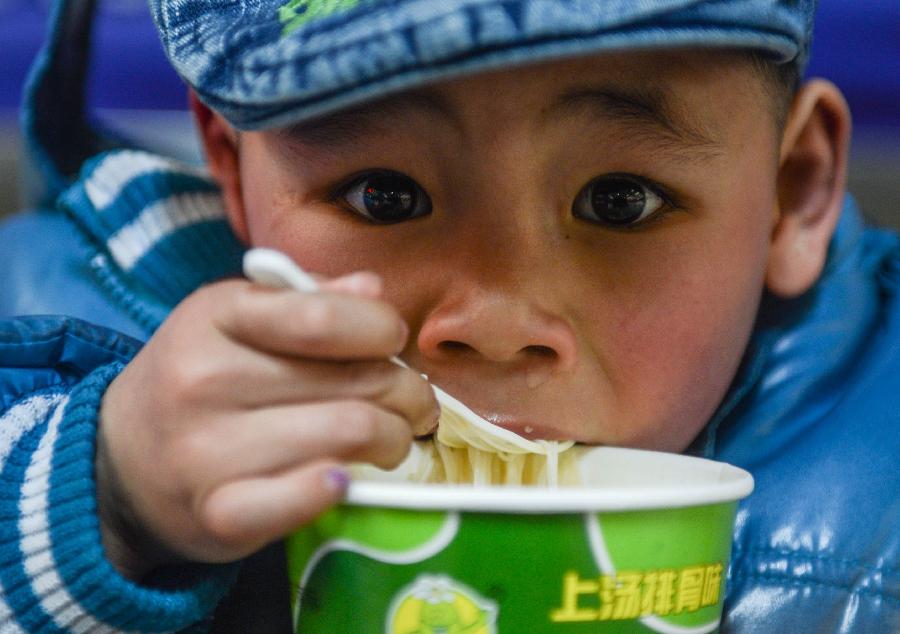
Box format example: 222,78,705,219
217,282,409,360
192,400,415,481
319,271,384,298
199,461,349,559
225,356,438,432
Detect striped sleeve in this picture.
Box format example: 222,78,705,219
0,364,237,632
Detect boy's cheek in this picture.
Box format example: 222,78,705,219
581,223,770,450
591,303,753,451
240,184,370,276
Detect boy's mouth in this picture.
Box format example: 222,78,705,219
423,375,584,443
467,411,572,442
475,410,571,440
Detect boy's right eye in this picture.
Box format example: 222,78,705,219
336,171,432,224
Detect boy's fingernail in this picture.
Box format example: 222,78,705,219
399,320,410,344
325,467,351,494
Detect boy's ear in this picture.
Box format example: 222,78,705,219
189,91,250,244
766,79,851,298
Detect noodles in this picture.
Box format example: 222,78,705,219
352,402,583,486
408,439,583,486
423,401,581,486
349,379,584,485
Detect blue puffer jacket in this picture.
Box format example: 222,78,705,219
1,1,898,632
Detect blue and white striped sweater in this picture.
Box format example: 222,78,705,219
1,150,245,632
0,327,236,632
58,149,246,332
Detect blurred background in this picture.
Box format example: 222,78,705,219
0,0,898,227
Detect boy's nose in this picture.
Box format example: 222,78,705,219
416,290,578,381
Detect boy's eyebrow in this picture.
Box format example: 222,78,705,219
277,84,724,162
278,91,457,148
549,85,723,157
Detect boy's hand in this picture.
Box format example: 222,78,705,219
95,273,438,579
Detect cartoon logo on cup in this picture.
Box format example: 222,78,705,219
387,574,498,633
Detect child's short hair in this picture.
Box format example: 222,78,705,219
747,51,802,126
149,0,816,131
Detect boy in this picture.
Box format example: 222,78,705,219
0,0,897,631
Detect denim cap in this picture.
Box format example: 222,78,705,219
150,0,817,131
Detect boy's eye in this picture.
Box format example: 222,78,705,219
338,171,432,224
572,175,666,227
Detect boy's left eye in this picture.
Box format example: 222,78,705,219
338,171,432,224
572,175,668,228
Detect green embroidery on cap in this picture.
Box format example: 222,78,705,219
279,0,362,36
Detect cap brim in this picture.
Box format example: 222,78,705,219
153,0,809,130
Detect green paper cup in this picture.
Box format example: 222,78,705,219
286,446,753,633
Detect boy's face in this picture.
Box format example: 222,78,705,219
226,51,783,452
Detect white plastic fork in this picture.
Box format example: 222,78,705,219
242,247,573,456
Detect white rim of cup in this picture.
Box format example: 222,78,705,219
345,446,754,513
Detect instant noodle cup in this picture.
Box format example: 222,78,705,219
286,446,753,633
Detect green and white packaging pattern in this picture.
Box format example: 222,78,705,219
286,447,753,633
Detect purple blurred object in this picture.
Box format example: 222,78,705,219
805,0,900,128
0,0,184,111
